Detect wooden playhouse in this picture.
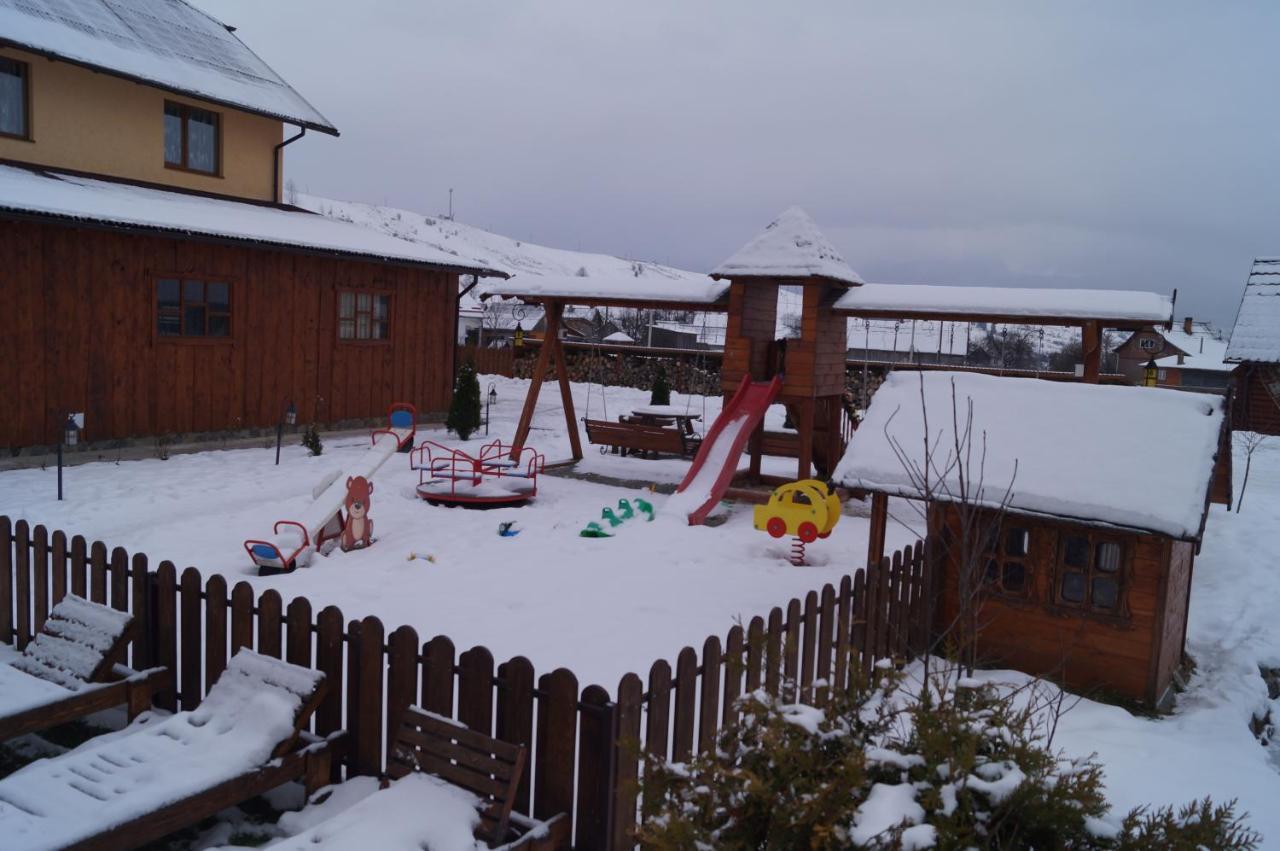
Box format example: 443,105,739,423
836,370,1228,708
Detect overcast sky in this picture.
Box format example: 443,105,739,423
198,1,1278,325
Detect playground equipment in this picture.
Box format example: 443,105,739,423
580,497,655,538
244,403,416,574
411,439,544,507
754,479,842,565
664,375,783,525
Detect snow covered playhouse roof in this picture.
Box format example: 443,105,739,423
833,371,1225,541
711,206,863,285
1226,258,1280,364
476,271,729,308
835,283,1174,328
0,163,504,275
0,0,337,133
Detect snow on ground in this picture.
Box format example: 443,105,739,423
0,377,908,689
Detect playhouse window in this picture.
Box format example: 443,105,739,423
338,291,390,341
981,523,1031,597
157,278,231,338
1056,534,1125,614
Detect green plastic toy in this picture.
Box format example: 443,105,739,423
601,507,624,528
579,495,655,538
616,499,635,521
634,498,654,521
579,521,613,538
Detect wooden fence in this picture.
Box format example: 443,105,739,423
0,516,936,850
458,344,517,378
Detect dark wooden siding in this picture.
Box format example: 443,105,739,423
721,281,778,392
0,219,457,449
930,503,1175,705
1233,364,1280,436
1152,539,1193,704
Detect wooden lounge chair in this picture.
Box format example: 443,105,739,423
0,649,343,851
383,706,569,849
584,417,695,458
0,594,170,743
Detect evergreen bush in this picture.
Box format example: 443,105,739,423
301,424,323,456
650,365,672,406
448,359,482,440
637,667,1259,850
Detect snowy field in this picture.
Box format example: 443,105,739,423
4,381,1280,844
0,377,911,688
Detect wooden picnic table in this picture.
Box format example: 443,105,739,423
627,405,702,435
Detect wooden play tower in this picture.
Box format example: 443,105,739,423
712,206,862,484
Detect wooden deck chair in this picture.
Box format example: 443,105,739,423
0,649,344,851
0,594,170,743
385,707,569,849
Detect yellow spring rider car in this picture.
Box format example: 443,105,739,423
753,479,841,543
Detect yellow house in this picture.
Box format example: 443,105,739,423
0,0,336,202
0,0,504,452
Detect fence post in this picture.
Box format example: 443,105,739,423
130,553,151,670
611,673,643,851
0,516,11,646
576,684,614,851
534,669,579,827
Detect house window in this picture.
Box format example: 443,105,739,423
338,291,390,341
1056,533,1125,615
157,278,231,338
982,523,1031,597
164,101,220,174
0,57,29,139
1139,337,1158,351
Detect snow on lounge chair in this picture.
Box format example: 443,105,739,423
0,595,169,743
0,649,342,851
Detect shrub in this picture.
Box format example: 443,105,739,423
637,668,1259,850
650,365,672,406
447,359,482,441
301,424,323,457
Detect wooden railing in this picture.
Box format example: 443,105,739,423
0,516,936,850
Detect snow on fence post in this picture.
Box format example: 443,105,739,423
0,516,13,647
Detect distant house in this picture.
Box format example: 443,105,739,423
836,371,1229,709
0,0,501,451
1225,258,1280,433
1114,317,1230,391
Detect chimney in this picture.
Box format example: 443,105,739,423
1183,316,1193,335
1177,352,1185,365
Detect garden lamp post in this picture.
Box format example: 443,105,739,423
1143,358,1159,388
58,414,80,501
513,322,524,349
486,383,497,435
276,401,297,465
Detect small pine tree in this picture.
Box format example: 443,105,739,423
448,359,482,441
650,365,672,406
301,424,323,456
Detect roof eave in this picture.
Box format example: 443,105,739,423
0,37,340,136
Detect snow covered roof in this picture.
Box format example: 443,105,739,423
0,164,504,274
835,283,1174,327
1226,259,1280,363
603,331,635,343
711,206,863,285
0,0,337,133
1154,327,1232,373
476,272,730,307
833,371,1224,540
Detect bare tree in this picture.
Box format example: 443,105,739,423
879,374,1019,675
1236,431,1268,512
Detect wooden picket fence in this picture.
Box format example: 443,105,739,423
0,516,936,850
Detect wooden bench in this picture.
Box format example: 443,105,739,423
584,418,699,458
387,706,569,850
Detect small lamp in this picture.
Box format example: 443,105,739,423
1143,358,1159,388
63,414,80,447
284,401,297,427
486,383,498,435
514,322,524,349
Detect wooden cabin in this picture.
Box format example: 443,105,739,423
1226,259,1280,435
0,0,500,451
836,370,1227,709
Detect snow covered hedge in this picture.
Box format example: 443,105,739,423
637,667,1259,850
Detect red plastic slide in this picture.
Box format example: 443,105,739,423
671,374,783,525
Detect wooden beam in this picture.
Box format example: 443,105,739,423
796,398,816,481
546,303,582,461
1081,321,1101,383
867,492,888,568
837,307,1164,331
510,299,559,458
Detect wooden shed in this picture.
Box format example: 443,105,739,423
0,164,502,450
1226,258,1280,435
835,370,1228,709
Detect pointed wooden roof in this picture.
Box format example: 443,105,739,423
711,206,863,285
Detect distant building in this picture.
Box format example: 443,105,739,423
1114,317,1230,392
1226,259,1280,434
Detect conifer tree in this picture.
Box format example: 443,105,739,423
301,424,323,456
650,365,672,406
448,359,482,440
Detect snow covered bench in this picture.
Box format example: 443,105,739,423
0,594,169,743
0,649,342,851
584,418,696,458
380,707,569,850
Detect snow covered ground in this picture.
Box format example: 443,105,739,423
0,377,904,689
4,382,1280,844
